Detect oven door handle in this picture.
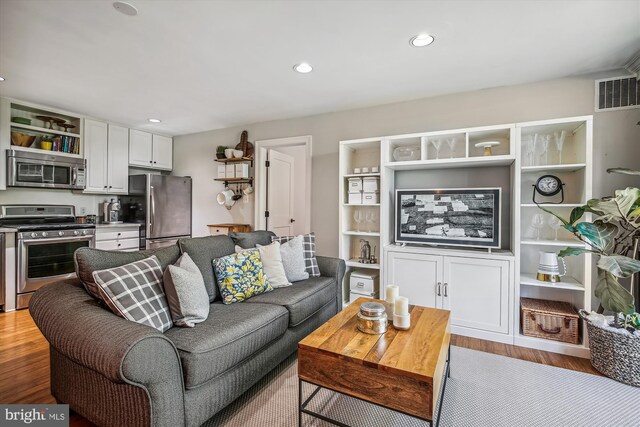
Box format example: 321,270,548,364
20,236,95,245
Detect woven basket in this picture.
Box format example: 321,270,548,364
521,298,580,344
579,310,640,387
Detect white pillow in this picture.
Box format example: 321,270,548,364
276,235,309,282
235,243,291,288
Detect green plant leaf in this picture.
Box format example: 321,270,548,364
568,206,586,225
558,247,599,257
595,269,635,314
588,187,640,221
597,255,640,278
575,221,618,252
607,168,640,176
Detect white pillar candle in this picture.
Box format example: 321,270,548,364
385,285,399,304
394,296,409,316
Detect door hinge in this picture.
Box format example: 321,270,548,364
265,160,270,167
265,210,270,218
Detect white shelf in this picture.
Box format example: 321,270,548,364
10,146,82,158
521,163,586,173
346,259,380,269
343,203,380,207
514,333,588,358
521,239,585,248
11,123,81,138
521,203,583,208
343,231,380,236
385,155,515,171
520,273,584,291
343,173,380,178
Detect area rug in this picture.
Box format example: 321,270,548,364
203,346,640,427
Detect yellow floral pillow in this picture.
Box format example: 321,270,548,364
213,249,272,304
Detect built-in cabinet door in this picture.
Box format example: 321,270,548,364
152,134,173,170
442,257,510,334
84,119,108,192
386,251,442,308
129,129,153,167
107,124,129,194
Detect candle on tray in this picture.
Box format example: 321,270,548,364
394,296,409,316
385,285,399,304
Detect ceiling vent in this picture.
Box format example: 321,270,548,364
595,76,639,112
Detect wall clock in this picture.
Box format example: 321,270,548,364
532,174,565,204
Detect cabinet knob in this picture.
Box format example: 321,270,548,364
149,160,153,163
436,282,442,296
153,161,157,164
104,186,107,189
109,186,112,189
117,232,121,236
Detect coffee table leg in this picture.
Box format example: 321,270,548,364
298,378,302,427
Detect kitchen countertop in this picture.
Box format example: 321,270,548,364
96,223,141,228
0,227,17,233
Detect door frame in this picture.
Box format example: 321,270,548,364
254,135,312,232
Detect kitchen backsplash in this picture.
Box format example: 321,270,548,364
0,187,111,215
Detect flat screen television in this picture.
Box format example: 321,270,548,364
395,188,501,249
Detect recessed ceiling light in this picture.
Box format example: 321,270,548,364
148,118,161,123
409,34,435,47
113,1,138,16
293,63,313,74
0,76,5,82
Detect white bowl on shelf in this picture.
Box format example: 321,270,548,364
393,146,420,161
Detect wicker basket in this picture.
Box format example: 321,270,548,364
579,310,640,387
521,298,580,344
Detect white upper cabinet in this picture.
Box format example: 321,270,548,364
84,119,109,193
107,124,129,194
129,130,172,170
152,134,173,170
129,129,153,167
84,120,129,194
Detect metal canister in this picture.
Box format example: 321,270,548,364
357,302,388,335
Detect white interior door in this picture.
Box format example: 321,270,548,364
267,149,295,236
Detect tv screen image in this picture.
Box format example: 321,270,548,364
396,188,501,249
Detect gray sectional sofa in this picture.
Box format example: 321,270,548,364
30,231,345,427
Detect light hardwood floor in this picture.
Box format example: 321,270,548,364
0,309,600,426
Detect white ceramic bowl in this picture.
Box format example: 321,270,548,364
233,149,243,158
225,149,235,158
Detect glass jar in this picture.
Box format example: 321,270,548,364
357,302,388,335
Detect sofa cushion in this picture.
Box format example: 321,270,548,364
178,235,236,302
272,232,320,277
75,244,181,301
92,256,173,332
245,276,336,327
163,252,209,327
164,302,288,389
229,230,276,249
213,249,272,304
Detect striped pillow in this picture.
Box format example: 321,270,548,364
92,255,172,332
271,232,320,277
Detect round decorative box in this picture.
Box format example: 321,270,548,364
357,302,388,335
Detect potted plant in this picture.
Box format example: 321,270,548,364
539,168,640,386
216,146,227,159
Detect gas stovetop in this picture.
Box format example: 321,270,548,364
0,204,96,237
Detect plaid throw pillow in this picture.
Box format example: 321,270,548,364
92,256,172,332
271,232,320,277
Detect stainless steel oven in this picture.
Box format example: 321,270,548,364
0,205,95,309
7,149,86,190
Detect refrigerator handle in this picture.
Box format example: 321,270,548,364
150,185,155,234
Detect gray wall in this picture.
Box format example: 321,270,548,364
173,75,640,256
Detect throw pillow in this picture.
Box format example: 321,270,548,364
92,256,172,332
213,249,272,304
163,252,210,327
272,232,320,277
249,242,292,288
278,235,309,282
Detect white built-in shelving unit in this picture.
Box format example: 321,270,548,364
339,116,593,357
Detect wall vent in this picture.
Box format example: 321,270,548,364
595,76,639,112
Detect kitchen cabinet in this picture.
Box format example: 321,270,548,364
385,249,511,336
95,225,140,251
129,129,172,170
84,120,129,194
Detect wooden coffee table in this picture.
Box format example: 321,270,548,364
298,297,451,426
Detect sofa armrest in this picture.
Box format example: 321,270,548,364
316,256,345,310
30,279,185,426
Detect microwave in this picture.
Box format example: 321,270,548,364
7,149,86,190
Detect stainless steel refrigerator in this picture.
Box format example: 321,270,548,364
123,174,192,249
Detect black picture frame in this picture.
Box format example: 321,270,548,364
395,188,501,249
